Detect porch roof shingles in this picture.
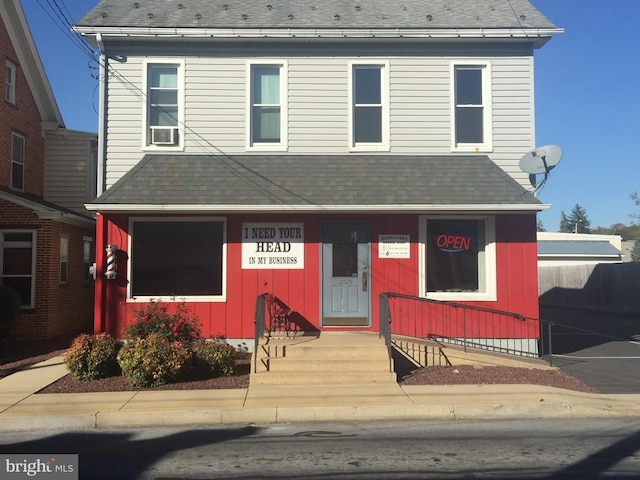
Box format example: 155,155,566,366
92,154,541,210
76,0,558,31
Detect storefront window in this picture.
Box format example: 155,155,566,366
131,219,225,299
421,217,495,300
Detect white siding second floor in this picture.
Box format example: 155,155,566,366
102,43,537,191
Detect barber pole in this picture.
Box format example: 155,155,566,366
105,244,117,279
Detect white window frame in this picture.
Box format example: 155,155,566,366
349,61,390,152
450,61,493,152
0,230,36,308
246,61,288,151
127,217,227,303
60,236,69,285
142,59,185,150
11,132,25,191
419,215,496,301
5,61,16,104
83,236,93,283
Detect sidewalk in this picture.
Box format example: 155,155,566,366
1,355,640,432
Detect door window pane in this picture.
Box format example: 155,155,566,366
332,230,358,278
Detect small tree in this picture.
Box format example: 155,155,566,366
632,239,640,262
559,204,592,233
536,218,546,232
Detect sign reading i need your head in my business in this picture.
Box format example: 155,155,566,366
242,223,304,269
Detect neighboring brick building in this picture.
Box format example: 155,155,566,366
0,0,97,339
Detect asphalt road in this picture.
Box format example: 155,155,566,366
540,306,640,394
2,419,640,479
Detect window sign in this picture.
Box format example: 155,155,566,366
378,234,410,258
242,223,304,269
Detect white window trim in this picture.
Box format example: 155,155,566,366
246,61,288,151
60,235,70,285
0,230,37,309
5,61,16,104
418,215,497,301
450,61,493,153
349,61,390,152
127,217,227,303
141,58,185,151
11,132,25,191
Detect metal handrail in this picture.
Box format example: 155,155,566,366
253,293,267,374
380,292,547,362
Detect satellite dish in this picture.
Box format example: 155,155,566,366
519,145,563,191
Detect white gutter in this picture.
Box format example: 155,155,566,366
96,33,107,196
75,26,563,40
85,203,549,213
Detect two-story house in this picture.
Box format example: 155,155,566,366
75,0,562,352
0,0,97,339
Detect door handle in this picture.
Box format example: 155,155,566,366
362,271,368,292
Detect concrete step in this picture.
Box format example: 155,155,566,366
251,371,398,385
252,332,396,385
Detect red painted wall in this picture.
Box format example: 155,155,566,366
94,212,539,340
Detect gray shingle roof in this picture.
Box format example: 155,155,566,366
538,240,623,257
76,0,558,30
90,154,541,211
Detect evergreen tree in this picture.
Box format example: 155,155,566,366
536,219,546,232
632,239,640,262
559,204,592,233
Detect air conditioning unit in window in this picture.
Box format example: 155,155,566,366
150,127,178,145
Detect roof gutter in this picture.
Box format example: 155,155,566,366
85,203,549,214
75,26,563,41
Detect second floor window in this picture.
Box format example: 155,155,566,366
250,64,284,147
11,133,24,191
5,61,16,104
147,63,180,146
452,63,492,151
351,63,388,150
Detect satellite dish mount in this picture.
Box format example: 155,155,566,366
519,144,563,192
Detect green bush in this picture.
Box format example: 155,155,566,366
190,339,236,377
125,299,201,343
64,333,121,381
0,285,21,355
117,333,190,387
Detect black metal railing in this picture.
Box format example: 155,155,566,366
380,292,544,361
253,293,267,374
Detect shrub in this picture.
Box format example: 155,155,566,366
125,299,201,343
64,333,121,381
0,285,21,355
190,339,236,377
117,333,190,387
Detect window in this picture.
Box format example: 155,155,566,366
0,231,36,308
145,61,183,147
60,237,69,284
248,63,286,149
419,217,496,301
5,61,16,104
452,63,492,151
11,133,24,190
350,63,388,149
130,219,226,300
83,237,93,283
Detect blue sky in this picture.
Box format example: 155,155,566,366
21,1,639,231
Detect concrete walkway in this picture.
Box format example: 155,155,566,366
2,355,640,432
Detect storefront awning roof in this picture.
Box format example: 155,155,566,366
86,154,546,213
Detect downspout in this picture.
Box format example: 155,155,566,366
96,33,107,196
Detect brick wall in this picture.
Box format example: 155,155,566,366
1,199,95,339
0,13,46,196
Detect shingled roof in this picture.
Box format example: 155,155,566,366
75,0,560,37
87,154,543,212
